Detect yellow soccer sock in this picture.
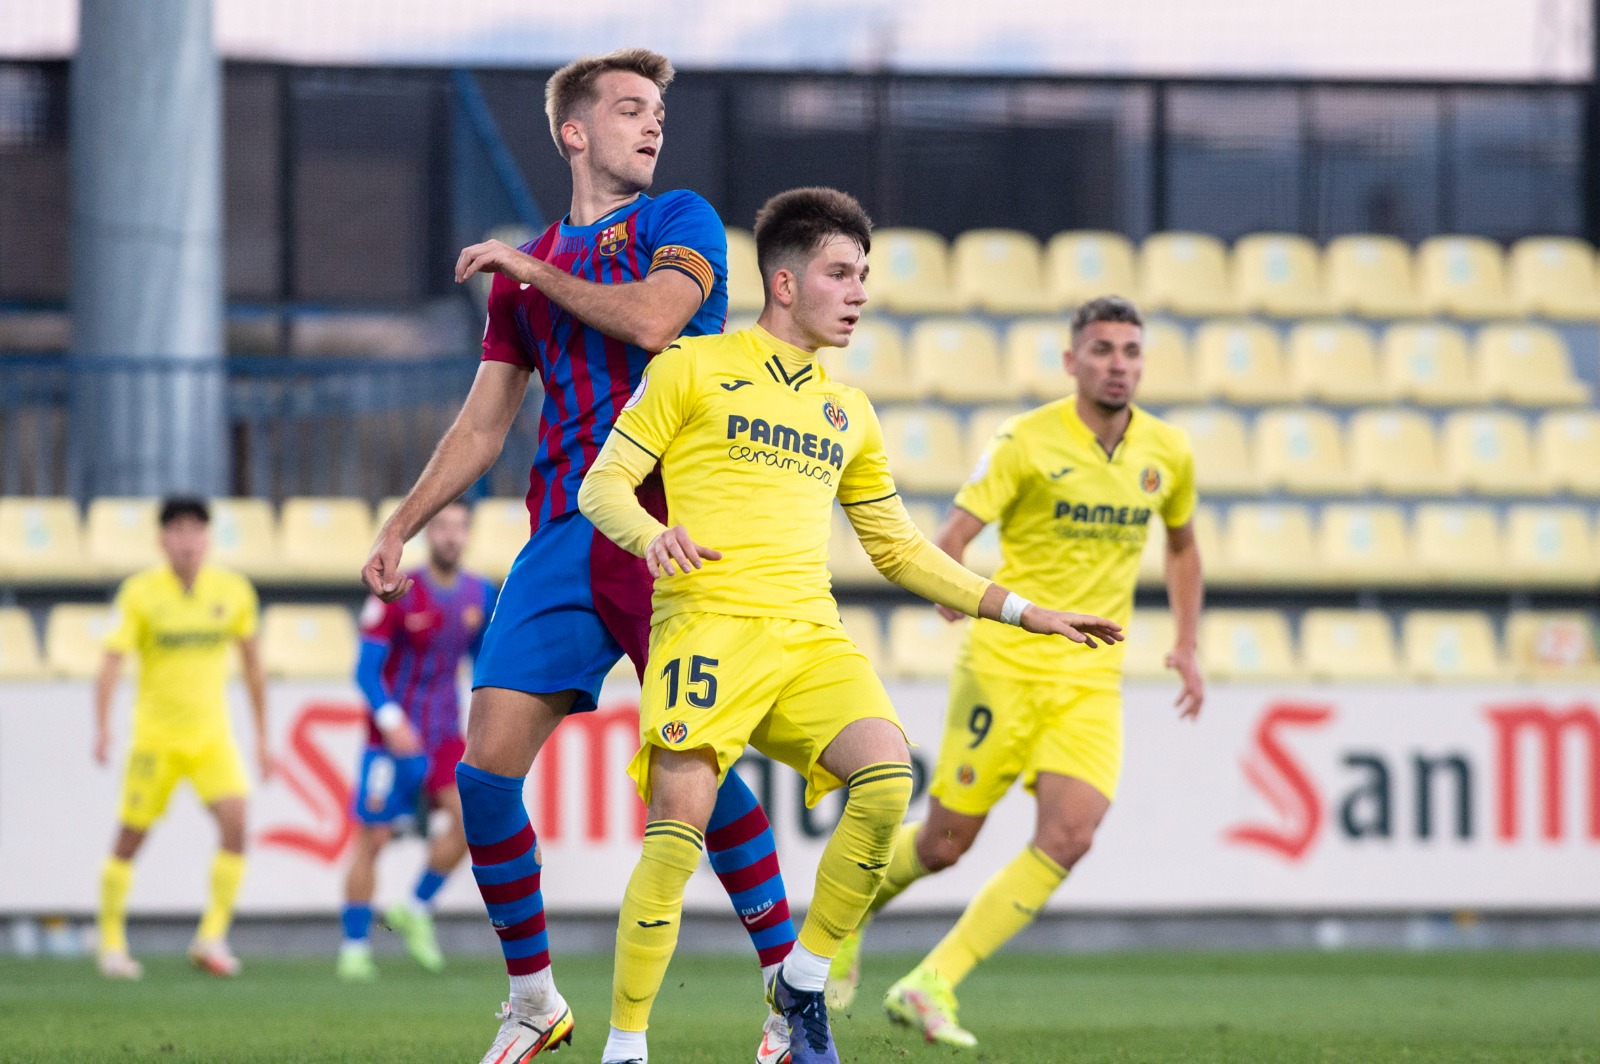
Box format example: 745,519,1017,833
197,851,246,943
923,844,1068,987
867,820,928,916
797,762,914,960
99,857,134,954
611,821,704,1032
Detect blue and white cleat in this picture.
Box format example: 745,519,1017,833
771,968,839,1064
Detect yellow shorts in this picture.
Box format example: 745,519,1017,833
629,613,902,808
118,731,250,830
929,665,1123,815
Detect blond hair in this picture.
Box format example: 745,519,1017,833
544,48,675,160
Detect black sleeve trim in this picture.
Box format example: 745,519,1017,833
840,491,899,508
613,427,659,460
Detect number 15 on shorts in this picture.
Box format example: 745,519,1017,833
660,655,719,708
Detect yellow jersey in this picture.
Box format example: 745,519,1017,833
955,398,1196,683
104,563,259,746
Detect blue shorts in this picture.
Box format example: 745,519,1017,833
352,747,429,826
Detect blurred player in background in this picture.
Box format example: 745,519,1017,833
337,499,494,981
829,295,1206,1048
362,48,796,1063
92,496,270,980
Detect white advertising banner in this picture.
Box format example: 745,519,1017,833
2,678,1597,915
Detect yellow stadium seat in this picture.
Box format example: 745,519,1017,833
827,506,887,590
964,405,1027,467
1508,236,1600,319
1135,321,1205,406
1223,503,1319,584
725,228,764,313
45,604,116,679
85,497,161,576
1123,608,1175,680
1536,410,1600,497
1161,407,1256,495
1505,610,1600,681
837,605,884,667
1380,322,1488,406
952,229,1052,313
1505,505,1596,587
1413,505,1506,584
1475,323,1590,407
1200,608,1297,681
1416,236,1514,319
374,496,429,574
260,604,358,679
1441,410,1537,496
278,497,375,581
0,496,85,582
1285,321,1391,405
209,498,279,577
1301,609,1401,681
1402,610,1505,681
1137,505,1226,586
1003,319,1074,400
462,497,528,583
907,318,1016,403
1317,505,1412,584
1324,235,1425,318
866,228,957,313
1191,320,1294,404
1232,233,1326,317
1045,231,1139,309
879,407,969,495
887,605,969,679
1347,409,1448,496
1253,408,1357,495
1140,232,1240,316
819,321,919,402
0,607,44,679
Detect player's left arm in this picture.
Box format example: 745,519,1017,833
233,579,272,779
1161,445,1205,720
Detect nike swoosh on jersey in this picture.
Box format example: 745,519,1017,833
519,282,532,290
637,918,671,928
1049,467,1074,479
721,380,754,391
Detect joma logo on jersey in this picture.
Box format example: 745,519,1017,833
726,415,845,470
597,224,629,257
1053,501,1153,526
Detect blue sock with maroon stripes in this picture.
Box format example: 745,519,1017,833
705,769,795,980
456,762,553,1000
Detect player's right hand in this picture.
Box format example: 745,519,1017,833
383,718,423,757
92,728,109,767
362,533,413,603
935,604,964,623
645,525,722,578
1019,608,1124,648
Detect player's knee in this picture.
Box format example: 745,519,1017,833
1035,822,1096,871
918,827,973,872
843,762,915,854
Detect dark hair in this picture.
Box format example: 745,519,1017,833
1070,295,1143,345
752,187,873,288
158,496,210,527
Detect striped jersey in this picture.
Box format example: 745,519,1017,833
481,189,728,532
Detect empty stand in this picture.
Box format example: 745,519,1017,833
1475,323,1589,407
964,405,1026,464
820,321,920,402
1285,321,1391,405
1508,236,1600,319
1381,322,1488,406
878,407,969,494
1324,235,1425,318
1347,409,1449,496
1316,505,1413,584
1535,410,1600,497
1232,233,1326,317
277,497,375,581
1199,609,1297,680
260,605,358,679
1300,609,1401,681
1191,320,1294,404
1505,610,1600,680
867,228,957,313
907,318,1016,402
1441,410,1537,496
1137,507,1227,585
1122,608,1176,680
1504,505,1596,588
964,521,1002,577
85,497,162,576
1140,232,1239,316
1412,504,1506,583
1045,231,1138,309
836,605,885,666
1402,610,1505,681
0,607,44,679
725,228,765,313
1134,321,1205,406
887,605,970,679
463,497,530,582
1416,235,1514,318
1253,408,1357,494
209,498,279,577
1162,407,1256,495
1003,319,1074,400
45,604,116,679
951,229,1052,313
1222,504,1319,584
827,505,887,589
0,496,85,582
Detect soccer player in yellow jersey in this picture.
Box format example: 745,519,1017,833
578,187,1123,1064
91,497,270,980
828,295,1207,1048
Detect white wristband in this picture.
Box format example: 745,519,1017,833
374,702,405,732
1000,592,1032,627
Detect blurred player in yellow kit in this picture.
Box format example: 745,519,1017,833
830,296,1208,1048
92,497,271,979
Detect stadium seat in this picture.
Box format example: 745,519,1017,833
278,497,375,581
0,607,44,679
878,407,970,494
725,228,764,313
1416,235,1514,319
44,604,117,679
1140,232,1240,316
1504,504,1596,587
1316,505,1413,584
827,506,887,589
1232,233,1326,317
1222,504,1319,584
886,605,969,680
1535,410,1600,497
1161,407,1256,495
260,604,358,679
1380,322,1488,406
1253,408,1357,495
1412,505,1506,584
1300,609,1402,681
1191,320,1294,404
837,605,884,667
1133,321,1206,406
0,496,85,582
964,405,1026,464
1045,231,1139,309
951,229,1053,313
1505,610,1600,681
374,496,429,573
866,228,957,313
1475,323,1590,407
819,320,920,402
1003,319,1073,400
1200,608,1297,681
1347,409,1449,496
1285,321,1392,405
1507,236,1600,319
209,498,279,577
1323,235,1425,318
1441,410,1538,496
1122,608,1176,680
85,497,162,576
907,318,1017,403
1137,505,1227,586
1402,610,1506,681
462,497,529,582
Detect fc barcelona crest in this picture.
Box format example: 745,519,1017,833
598,224,630,257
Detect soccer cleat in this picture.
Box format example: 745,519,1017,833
187,937,242,978
756,1006,792,1064
771,968,839,1064
336,942,378,982
383,902,445,972
883,966,977,1048
824,925,864,1010
97,950,143,980
477,991,574,1063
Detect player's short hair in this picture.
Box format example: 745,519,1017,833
1071,295,1143,345
158,496,210,527
752,187,873,287
545,48,675,160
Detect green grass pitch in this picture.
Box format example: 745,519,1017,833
2,950,1597,1062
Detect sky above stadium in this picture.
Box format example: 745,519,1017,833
1,0,1590,79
